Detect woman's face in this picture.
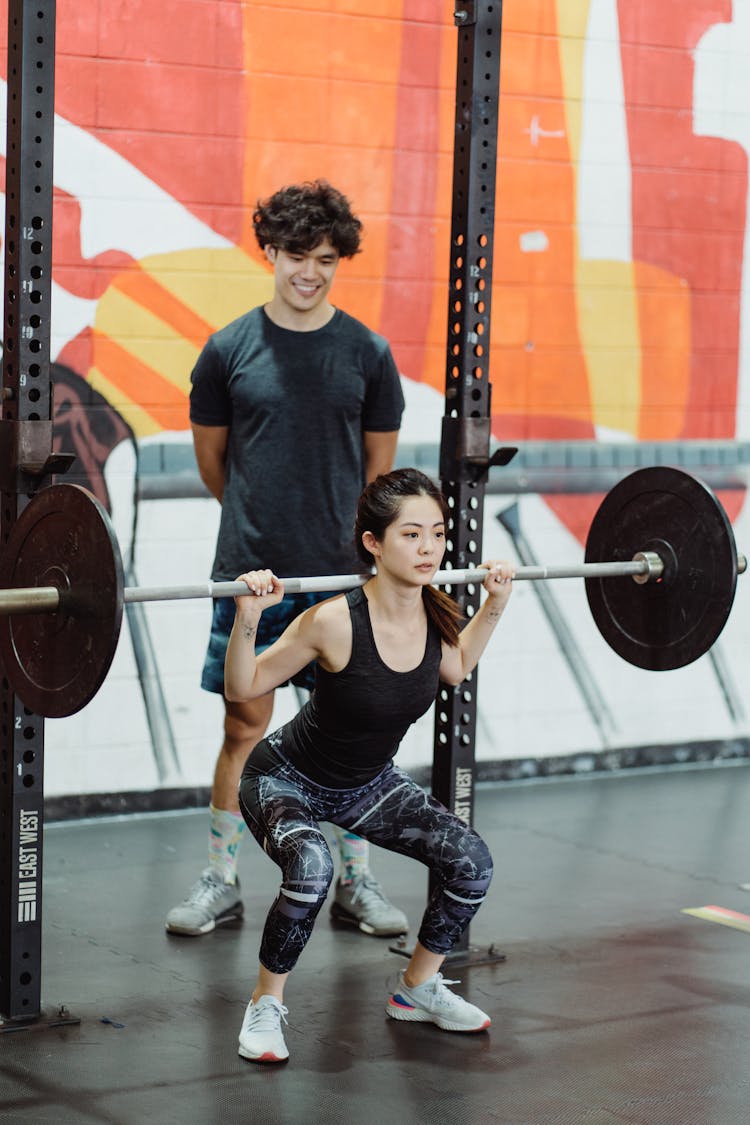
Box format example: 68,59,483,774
366,495,446,584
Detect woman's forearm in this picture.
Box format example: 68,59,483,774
224,610,263,701
452,597,508,683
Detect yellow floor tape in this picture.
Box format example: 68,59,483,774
682,905,750,934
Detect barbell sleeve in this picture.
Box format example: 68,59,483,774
0,587,62,614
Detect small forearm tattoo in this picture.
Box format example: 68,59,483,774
242,623,257,641
486,607,503,624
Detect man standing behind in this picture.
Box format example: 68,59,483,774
166,180,408,938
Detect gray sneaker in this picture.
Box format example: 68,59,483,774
165,867,243,935
330,872,408,936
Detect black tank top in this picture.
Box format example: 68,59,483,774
279,586,443,788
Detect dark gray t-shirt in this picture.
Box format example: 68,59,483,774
189,306,404,580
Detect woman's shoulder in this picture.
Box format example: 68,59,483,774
298,592,353,671
298,592,351,639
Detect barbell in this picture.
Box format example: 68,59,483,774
0,466,745,718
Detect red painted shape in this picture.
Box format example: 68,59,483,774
52,5,246,246
619,2,746,439
53,189,135,300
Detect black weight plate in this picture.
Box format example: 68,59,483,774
584,467,738,671
0,484,124,716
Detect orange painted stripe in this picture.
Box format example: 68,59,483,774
112,265,216,346
91,330,189,431
634,260,691,441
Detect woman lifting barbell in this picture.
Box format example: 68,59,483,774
226,467,514,1064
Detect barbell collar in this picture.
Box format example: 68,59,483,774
630,551,664,585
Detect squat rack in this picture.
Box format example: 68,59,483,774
429,0,509,963
1,0,66,1027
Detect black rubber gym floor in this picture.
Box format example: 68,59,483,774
2,762,750,1125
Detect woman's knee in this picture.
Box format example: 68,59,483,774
442,826,493,889
470,833,493,880
282,832,335,897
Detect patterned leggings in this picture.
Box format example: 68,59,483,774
238,746,493,974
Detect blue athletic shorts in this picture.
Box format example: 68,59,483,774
200,592,337,696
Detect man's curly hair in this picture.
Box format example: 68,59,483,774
252,180,362,259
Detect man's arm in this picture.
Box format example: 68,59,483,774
192,423,229,502
363,429,399,483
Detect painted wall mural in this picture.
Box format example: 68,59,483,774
1,1,748,802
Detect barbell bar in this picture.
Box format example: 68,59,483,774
2,551,747,612
0,465,745,718
0,555,673,616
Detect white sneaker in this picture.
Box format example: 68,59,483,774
238,996,289,1063
386,971,490,1032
